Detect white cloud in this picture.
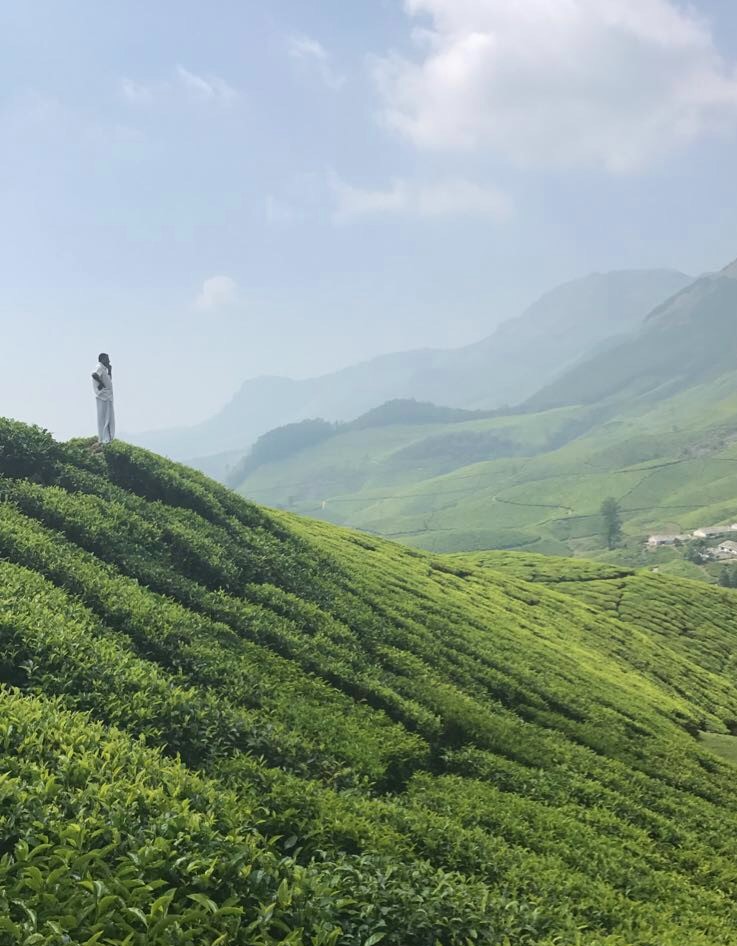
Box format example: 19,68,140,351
195,275,238,311
375,0,737,172
120,66,237,106
331,174,512,223
175,66,237,104
288,35,345,90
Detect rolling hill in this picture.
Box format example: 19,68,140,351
232,371,737,563
225,399,502,489
4,418,737,942
131,268,689,463
231,260,737,566
230,397,607,518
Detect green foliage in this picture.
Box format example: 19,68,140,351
600,497,622,549
684,539,707,564
718,566,737,588
3,424,737,943
0,689,526,946
0,418,61,482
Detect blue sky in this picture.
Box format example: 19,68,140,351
2,0,737,438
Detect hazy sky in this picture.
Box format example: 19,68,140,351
3,0,737,439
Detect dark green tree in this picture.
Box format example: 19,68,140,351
685,540,707,564
600,497,622,549
719,568,732,588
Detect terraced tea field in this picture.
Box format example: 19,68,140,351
2,419,737,944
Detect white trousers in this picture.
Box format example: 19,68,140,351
96,398,116,444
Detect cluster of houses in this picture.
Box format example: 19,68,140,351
647,524,737,560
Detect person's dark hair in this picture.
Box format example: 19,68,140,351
98,353,112,377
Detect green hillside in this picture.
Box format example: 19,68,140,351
231,374,737,562
232,265,737,565
225,400,499,489
3,419,737,943
232,402,603,515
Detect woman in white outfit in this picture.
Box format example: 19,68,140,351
92,352,115,446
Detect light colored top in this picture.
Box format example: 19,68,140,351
93,362,114,401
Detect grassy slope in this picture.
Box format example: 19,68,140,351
236,406,601,539
3,421,737,943
235,370,737,562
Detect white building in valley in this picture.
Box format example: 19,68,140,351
647,534,687,548
693,526,734,539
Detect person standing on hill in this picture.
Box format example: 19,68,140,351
91,352,115,447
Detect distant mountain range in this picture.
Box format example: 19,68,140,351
130,268,690,464
226,256,737,573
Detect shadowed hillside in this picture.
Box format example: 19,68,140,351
3,419,737,943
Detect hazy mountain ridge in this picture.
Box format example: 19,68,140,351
229,255,737,565
131,269,690,462
527,270,737,411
